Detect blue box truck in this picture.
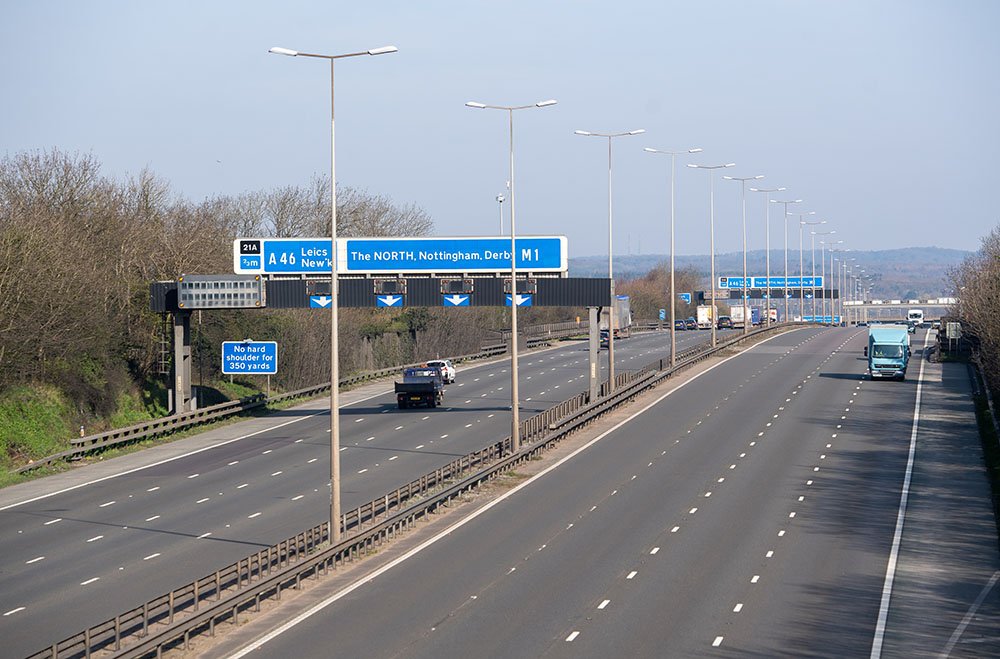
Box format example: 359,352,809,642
864,325,911,381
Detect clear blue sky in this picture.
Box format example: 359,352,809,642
3,1,997,258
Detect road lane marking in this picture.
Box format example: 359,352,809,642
415,445,424,450
650,547,660,555
198,532,212,539
271,471,283,476
86,535,104,542
598,600,610,610
871,330,931,659
689,508,698,514
566,632,580,642
292,495,304,501
248,512,262,518
146,515,160,522
734,603,744,613
626,571,637,580
197,498,210,504
766,550,774,558
25,556,45,564
81,577,100,585
237,483,249,489
3,607,25,616
389,456,398,461
358,469,368,474
262,450,272,455
147,486,161,491
143,553,160,560
751,575,760,583
99,501,116,507
713,637,724,647
223,329,807,657
307,458,318,464
44,518,62,525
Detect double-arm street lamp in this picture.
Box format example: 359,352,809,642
770,198,802,322
811,229,836,321
467,99,557,453
750,186,786,325
724,174,764,334
269,43,397,543
688,162,736,346
644,146,702,366
796,216,823,320
575,128,645,387
819,238,843,323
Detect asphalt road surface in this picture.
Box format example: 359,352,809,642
0,327,733,656
222,327,999,658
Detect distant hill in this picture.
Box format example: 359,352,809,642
569,247,971,299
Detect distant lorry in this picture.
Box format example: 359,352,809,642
600,295,632,339
864,325,911,381
696,304,714,330
731,305,758,329
395,366,445,409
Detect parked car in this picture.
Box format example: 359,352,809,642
426,359,456,384
674,319,686,331
717,315,733,329
685,317,697,330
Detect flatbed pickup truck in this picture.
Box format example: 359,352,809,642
395,366,445,409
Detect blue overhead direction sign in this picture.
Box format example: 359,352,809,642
376,295,404,307
718,275,823,289
235,236,568,275
442,294,470,307
222,341,277,375
344,236,567,274
505,294,533,307
234,238,333,275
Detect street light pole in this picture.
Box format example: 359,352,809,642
269,43,397,544
770,199,802,322
796,217,824,321
576,128,645,388
644,146,702,366
751,187,786,326
813,231,837,323
467,99,557,454
724,175,764,334
689,162,736,346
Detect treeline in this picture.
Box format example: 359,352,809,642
0,149,555,431
952,225,1000,398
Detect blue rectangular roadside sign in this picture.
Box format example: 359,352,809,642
222,341,278,375
233,236,568,275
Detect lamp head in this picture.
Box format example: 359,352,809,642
269,47,298,56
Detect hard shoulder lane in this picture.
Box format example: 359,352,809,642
0,328,720,655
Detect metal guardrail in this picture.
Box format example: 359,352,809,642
27,322,799,659
13,342,528,474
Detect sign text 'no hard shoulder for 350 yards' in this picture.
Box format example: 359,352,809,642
222,341,277,375
233,236,568,275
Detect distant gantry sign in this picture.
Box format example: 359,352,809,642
233,236,569,276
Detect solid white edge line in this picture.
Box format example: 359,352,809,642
870,329,931,659
226,328,805,658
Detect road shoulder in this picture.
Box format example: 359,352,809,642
883,356,1000,656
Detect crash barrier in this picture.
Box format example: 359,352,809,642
27,322,800,659
14,339,551,474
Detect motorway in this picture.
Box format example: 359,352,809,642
0,326,734,656
218,326,997,658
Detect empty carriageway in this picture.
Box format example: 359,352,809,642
220,325,931,659
0,326,719,656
